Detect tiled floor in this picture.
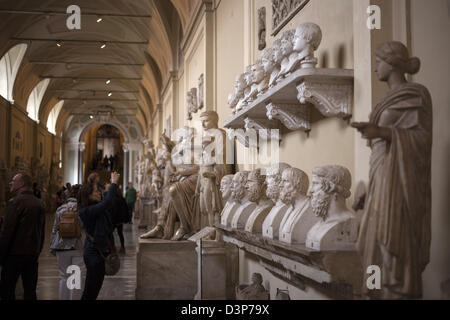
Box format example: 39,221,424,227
34,213,139,300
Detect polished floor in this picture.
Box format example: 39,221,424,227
32,213,140,300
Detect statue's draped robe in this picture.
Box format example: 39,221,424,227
357,82,432,299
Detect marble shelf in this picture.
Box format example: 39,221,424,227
224,68,354,139
217,224,363,298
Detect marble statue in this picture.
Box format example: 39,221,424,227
168,127,201,241
236,273,269,300
351,41,432,299
228,73,246,113
279,168,319,244
287,22,322,72
244,169,274,233
220,174,234,203
262,162,291,238
221,171,249,227
268,38,284,87
140,132,177,239
246,61,266,103
259,47,274,95
198,74,204,110
277,29,296,79
305,165,357,251
194,111,232,240
187,88,198,120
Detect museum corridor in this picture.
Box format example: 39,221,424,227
0,0,449,302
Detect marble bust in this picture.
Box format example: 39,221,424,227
235,70,251,112
292,22,322,70
305,165,357,251
230,170,259,230
244,169,274,233
262,163,291,239
277,29,296,79
259,47,274,95
246,61,266,102
236,273,269,300
229,73,246,112
220,174,234,204
220,171,249,227
268,38,284,88
279,168,319,244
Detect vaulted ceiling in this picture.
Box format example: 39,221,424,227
0,0,198,138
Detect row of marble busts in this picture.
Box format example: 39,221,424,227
219,163,357,251
227,22,322,114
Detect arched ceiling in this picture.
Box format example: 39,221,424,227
0,0,193,138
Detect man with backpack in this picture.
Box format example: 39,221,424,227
50,184,84,300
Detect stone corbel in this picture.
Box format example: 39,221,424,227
266,102,311,132
244,117,281,141
296,80,353,119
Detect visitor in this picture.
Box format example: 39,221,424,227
50,184,84,300
125,182,137,224
104,183,129,254
0,173,46,300
32,182,41,199
77,172,120,300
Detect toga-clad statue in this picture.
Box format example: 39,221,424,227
352,41,432,299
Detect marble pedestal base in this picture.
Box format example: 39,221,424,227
136,239,197,300
194,240,239,300
138,198,156,229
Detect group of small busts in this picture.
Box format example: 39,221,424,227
220,163,357,250
227,22,322,114
139,110,232,241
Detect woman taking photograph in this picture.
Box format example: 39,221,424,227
77,171,120,300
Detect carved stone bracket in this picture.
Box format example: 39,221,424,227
244,117,281,141
224,68,354,147
297,81,353,119
266,102,311,132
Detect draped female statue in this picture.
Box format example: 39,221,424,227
352,41,432,299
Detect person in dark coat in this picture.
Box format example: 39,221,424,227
0,173,46,300
77,172,120,300
104,183,129,254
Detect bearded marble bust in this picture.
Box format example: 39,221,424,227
244,169,274,233
220,174,234,203
305,165,358,251
279,168,319,244
262,163,292,239
221,171,250,227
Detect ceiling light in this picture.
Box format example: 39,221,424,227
108,92,112,97
89,115,94,119
100,43,106,49
56,41,62,47
106,79,111,84
97,17,103,23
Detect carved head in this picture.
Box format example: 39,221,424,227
294,22,322,52
251,273,263,285
265,162,291,202
231,171,249,202
245,168,267,203
261,47,275,73
272,38,284,63
310,165,351,220
279,167,309,205
252,61,266,83
220,174,234,202
244,65,254,86
375,41,420,81
280,30,295,56
235,73,247,94
200,111,219,130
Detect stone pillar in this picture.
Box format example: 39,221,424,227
78,142,85,184
123,143,129,195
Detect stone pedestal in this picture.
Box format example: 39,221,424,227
194,240,239,300
138,198,156,230
136,239,197,300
